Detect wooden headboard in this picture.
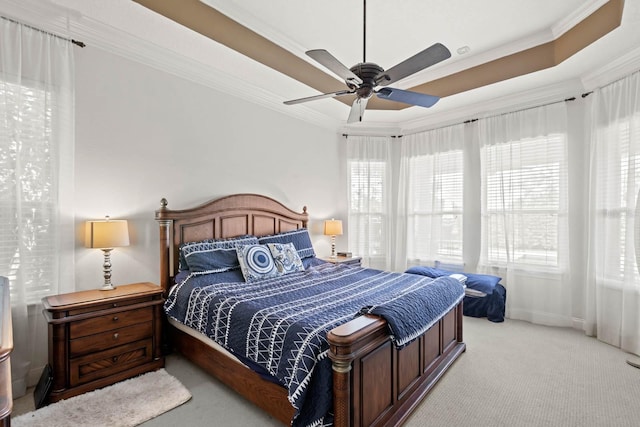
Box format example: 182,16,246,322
154,193,309,294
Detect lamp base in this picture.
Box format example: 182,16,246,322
330,235,336,258
100,248,116,291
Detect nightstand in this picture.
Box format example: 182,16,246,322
1,280,13,426
321,256,362,267
37,282,164,406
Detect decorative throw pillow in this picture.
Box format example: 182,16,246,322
257,228,316,259
236,244,280,282
181,235,259,274
268,242,305,274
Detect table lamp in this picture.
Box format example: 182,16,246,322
85,216,129,290
324,219,343,258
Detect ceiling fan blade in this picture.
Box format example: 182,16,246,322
347,97,369,123
284,89,354,105
376,87,440,108
378,43,451,86
307,49,363,85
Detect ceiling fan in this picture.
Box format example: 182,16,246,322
284,0,451,123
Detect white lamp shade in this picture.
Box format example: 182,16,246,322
324,219,343,236
85,219,130,249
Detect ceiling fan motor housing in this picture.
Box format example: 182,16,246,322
350,62,385,98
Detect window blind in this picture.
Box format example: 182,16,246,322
595,117,640,281
406,149,464,262
0,80,59,304
482,134,566,267
349,160,387,257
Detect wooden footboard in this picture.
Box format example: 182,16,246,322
329,301,465,427
166,301,464,427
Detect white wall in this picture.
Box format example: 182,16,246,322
73,46,348,291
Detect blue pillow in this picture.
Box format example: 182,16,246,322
236,244,280,282
181,235,259,274
463,272,503,294
258,228,316,259
268,242,305,274
404,266,501,295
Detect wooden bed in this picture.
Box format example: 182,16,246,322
155,193,465,427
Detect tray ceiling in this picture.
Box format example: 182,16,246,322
2,0,640,131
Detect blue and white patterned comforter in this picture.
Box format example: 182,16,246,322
165,262,464,427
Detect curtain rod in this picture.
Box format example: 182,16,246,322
343,93,587,139
463,95,580,124
1,15,85,47
342,134,402,138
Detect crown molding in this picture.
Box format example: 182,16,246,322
73,18,342,130
2,0,634,135
400,29,555,90
199,0,311,62
0,0,341,130
552,0,609,38
0,0,79,36
340,120,403,137
398,80,584,135
581,44,640,90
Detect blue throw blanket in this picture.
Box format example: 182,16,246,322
360,276,464,349
165,262,464,427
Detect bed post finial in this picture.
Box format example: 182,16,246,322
303,206,307,214
160,198,168,210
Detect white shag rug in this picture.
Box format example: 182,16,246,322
13,369,191,427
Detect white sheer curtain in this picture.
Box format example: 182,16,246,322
586,71,640,354
395,125,466,271
477,103,572,326
346,135,392,270
0,18,75,397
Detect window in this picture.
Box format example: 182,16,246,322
346,135,392,270
406,149,463,263
481,134,567,268
349,160,388,260
0,80,60,304
594,117,640,282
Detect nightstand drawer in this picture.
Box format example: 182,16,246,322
321,256,362,266
70,339,153,387
69,322,153,358
40,282,164,405
67,296,155,316
69,307,152,339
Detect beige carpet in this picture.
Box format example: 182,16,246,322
12,369,191,427
405,318,640,427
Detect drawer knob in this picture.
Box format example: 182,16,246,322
113,316,119,322
112,356,119,363
113,303,118,308
113,333,119,339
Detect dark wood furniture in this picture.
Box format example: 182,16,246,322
40,282,164,405
155,193,465,427
322,255,363,267
0,279,13,426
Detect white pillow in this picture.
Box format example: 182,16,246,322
268,242,304,274
236,244,280,282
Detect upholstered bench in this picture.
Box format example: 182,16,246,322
404,266,506,322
